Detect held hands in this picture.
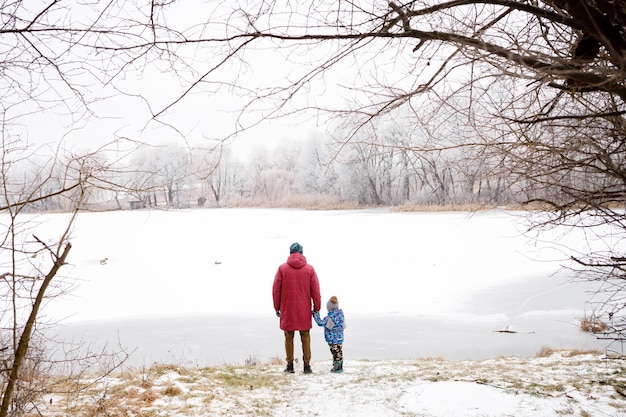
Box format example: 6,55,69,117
312,310,319,317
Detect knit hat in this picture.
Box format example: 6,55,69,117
326,296,339,311
289,242,303,254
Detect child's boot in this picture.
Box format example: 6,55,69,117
284,362,294,373
331,361,343,373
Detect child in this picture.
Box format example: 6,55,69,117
313,295,345,373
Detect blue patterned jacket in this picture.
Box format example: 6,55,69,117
313,309,345,344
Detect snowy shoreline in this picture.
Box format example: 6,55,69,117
40,350,626,417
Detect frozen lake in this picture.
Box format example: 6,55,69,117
37,208,616,367
51,308,608,368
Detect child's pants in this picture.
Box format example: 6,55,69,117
329,343,343,362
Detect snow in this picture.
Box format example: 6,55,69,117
17,207,626,416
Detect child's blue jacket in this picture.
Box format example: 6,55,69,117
313,308,345,344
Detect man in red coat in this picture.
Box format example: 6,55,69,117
272,242,322,374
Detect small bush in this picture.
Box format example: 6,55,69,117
267,356,283,366
580,315,609,333
245,355,261,367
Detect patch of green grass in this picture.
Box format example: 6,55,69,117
199,366,286,392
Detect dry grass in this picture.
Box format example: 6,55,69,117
390,202,569,212
580,315,609,333
225,195,365,210
536,346,604,358
391,203,498,212
38,359,288,417
162,384,182,396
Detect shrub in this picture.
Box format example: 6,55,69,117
580,315,609,333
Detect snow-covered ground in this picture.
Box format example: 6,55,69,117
32,207,616,367
42,351,626,417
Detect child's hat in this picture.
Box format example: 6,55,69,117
326,296,339,311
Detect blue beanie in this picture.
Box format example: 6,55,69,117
289,242,303,254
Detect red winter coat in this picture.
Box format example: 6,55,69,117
272,252,321,331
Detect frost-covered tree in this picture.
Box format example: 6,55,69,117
130,143,191,207
297,135,339,196
191,145,248,206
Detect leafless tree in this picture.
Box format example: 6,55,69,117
3,5,626,412
0,139,141,416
